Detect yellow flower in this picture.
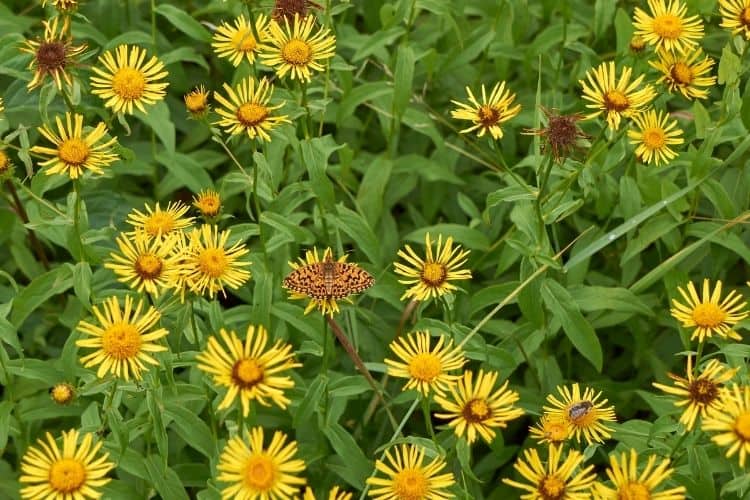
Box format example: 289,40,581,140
580,61,655,130
217,426,306,499
593,449,686,500
90,44,169,115
653,355,737,431
126,201,194,240
20,429,114,499
184,85,210,118
214,76,290,142
384,330,466,396
41,0,77,11
450,82,522,139
179,224,252,299
627,109,684,166
303,486,352,500
366,443,455,499
20,16,86,91
196,325,300,416
633,0,704,54
193,188,222,218
434,369,524,444
212,14,270,67
670,279,748,343
49,382,75,405
0,148,13,180
720,0,750,39
630,35,648,53
30,112,119,179
502,444,596,500
393,233,472,302
529,415,572,445
649,47,716,100
543,383,616,445
75,295,169,380
104,231,181,297
260,14,336,82
703,385,750,467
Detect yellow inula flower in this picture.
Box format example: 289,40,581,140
303,486,352,500
126,201,194,240
580,61,655,130
30,112,119,179
90,44,169,115
76,295,169,380
529,415,572,445
260,14,336,82
104,231,181,297
543,383,616,445
366,444,455,499
627,109,684,166
649,47,716,100
218,426,306,499
41,0,78,11
703,385,750,467
49,382,75,405
214,76,289,142
629,35,647,53
0,148,13,180
184,85,210,118
384,330,466,396
193,188,222,218
19,429,114,500
720,0,750,39
196,325,300,417
212,14,270,67
393,233,472,302
434,369,524,444
593,449,686,500
653,355,737,431
502,444,597,500
450,82,522,139
670,279,748,343
21,16,86,91
633,0,704,54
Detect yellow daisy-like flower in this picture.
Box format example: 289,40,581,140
670,279,749,343
184,85,210,118
126,201,194,240
196,325,300,416
627,109,684,166
30,112,119,180
41,0,78,11
384,330,466,397
75,295,169,380
720,0,750,39
366,443,455,499
580,61,656,130
0,148,13,180
179,224,252,299
218,426,306,499
193,188,222,218
434,369,524,444
529,415,572,445
502,444,597,500
212,14,270,67
20,429,114,500
90,44,169,115
703,385,750,467
393,233,472,302
593,449,686,500
653,355,737,431
543,383,617,445
633,0,704,54
649,47,716,100
260,14,336,82
303,486,352,500
20,16,86,91
450,82,522,139
629,35,648,53
214,76,290,142
104,231,181,297
49,382,75,405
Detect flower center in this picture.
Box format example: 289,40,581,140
735,412,750,441
652,14,683,39
58,138,89,166
688,378,718,405
144,212,175,236
420,262,447,287
407,353,442,382
101,323,142,360
281,38,313,65
539,475,566,500
232,358,265,388
236,103,269,127
603,90,629,112
691,303,726,328
36,41,67,70
477,105,500,126
618,482,651,500
48,458,86,493
462,398,491,423
642,128,666,149
185,93,208,113
243,455,277,491
231,28,257,52
112,67,146,100
197,195,221,216
134,253,163,280
0,150,9,171
543,421,569,442
198,248,228,278
392,468,428,500
670,62,693,85
742,7,750,26
51,384,74,404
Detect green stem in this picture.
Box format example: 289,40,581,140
421,393,436,441
72,179,83,261
694,342,704,377
299,80,311,140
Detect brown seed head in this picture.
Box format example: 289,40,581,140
524,107,589,162
36,41,67,71
272,0,322,22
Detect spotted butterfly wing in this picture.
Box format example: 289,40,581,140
282,256,375,299
282,262,332,299
330,262,374,298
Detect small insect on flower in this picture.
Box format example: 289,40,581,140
594,449,686,500
633,0,704,54
544,383,617,445
184,85,210,118
720,0,750,39
523,107,588,163
670,279,749,343
450,81,521,139
21,16,87,91
50,382,75,405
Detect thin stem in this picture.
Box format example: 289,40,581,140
72,179,83,262
421,393,436,441
59,86,76,114
299,80,311,140
4,180,50,269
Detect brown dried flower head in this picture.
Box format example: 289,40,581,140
272,0,322,22
524,107,589,162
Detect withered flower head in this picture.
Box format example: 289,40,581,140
20,17,87,91
272,0,322,22
523,107,589,162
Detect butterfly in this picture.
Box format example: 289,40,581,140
282,253,374,300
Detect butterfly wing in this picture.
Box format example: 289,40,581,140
282,263,330,299
330,262,375,299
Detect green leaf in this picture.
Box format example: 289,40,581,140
293,375,327,427
392,45,415,119
155,4,211,43
164,403,216,459
329,204,382,266
156,151,214,195
299,137,341,209
10,264,74,327
146,390,169,462
337,82,392,122
136,101,175,154
323,423,371,489
143,455,190,500
718,44,741,85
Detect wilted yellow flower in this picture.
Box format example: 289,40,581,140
580,61,655,130
20,16,86,91
627,109,684,166
41,0,78,11
543,383,616,445
633,0,704,54
670,279,748,343
450,82,521,139
214,77,290,142
260,14,336,82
